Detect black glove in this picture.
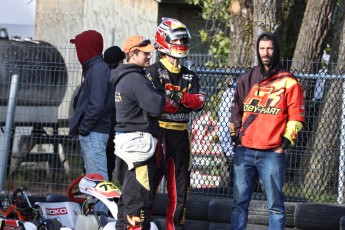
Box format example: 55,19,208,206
232,136,241,147
281,136,291,150
166,90,183,104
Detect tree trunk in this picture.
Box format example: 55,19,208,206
329,2,345,68
228,0,253,67
302,81,342,197
280,0,307,60
301,0,343,197
291,0,336,72
252,0,282,64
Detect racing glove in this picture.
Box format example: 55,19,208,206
166,90,183,104
230,122,241,147
282,120,303,148
163,96,179,113
232,136,241,147
179,92,205,110
281,137,291,150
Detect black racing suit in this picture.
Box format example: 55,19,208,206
146,58,205,230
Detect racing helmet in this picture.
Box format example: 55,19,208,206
155,17,191,59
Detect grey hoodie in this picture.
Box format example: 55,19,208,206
109,63,165,138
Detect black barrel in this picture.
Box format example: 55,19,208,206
0,28,68,106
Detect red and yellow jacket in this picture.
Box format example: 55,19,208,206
230,66,305,150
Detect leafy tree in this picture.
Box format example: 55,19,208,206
185,0,306,67
185,0,231,66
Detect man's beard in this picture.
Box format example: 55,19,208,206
262,58,272,67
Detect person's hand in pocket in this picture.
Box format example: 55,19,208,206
273,146,285,153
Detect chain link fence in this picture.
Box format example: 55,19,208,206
0,41,344,204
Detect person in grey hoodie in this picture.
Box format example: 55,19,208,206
109,35,165,230
69,30,114,215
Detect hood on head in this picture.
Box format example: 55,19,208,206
256,31,281,77
70,30,104,64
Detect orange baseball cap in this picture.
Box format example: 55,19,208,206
123,35,154,54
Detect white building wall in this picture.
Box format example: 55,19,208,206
36,0,158,48
35,0,158,120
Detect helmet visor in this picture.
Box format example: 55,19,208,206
165,28,191,45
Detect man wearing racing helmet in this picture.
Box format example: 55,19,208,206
146,18,205,230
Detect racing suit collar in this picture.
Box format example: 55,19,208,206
160,58,181,74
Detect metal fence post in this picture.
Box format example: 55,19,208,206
338,80,345,204
0,74,19,191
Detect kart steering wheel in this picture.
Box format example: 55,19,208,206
66,175,87,204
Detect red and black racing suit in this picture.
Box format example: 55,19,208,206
146,58,205,230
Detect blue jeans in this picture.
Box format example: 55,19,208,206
79,132,109,214
231,146,286,230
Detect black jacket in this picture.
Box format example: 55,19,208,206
69,56,114,136
145,60,205,124
109,63,165,138
230,31,301,148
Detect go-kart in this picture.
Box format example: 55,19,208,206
0,187,39,221
0,187,38,229
65,173,158,230
0,186,80,230
0,175,119,230
35,173,122,230
1,174,158,229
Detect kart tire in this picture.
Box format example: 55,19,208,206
153,218,166,230
153,218,211,230
208,197,233,223
294,203,345,230
37,219,62,230
184,219,210,230
152,193,168,216
246,224,274,230
248,200,296,227
209,222,231,229
340,216,345,230
186,195,214,220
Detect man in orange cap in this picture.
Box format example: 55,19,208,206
110,35,165,230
